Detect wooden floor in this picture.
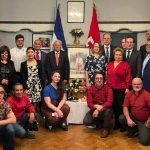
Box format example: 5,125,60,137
0,120,150,150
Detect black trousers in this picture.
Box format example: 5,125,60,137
112,89,125,128
83,108,113,129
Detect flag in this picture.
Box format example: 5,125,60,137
52,6,67,51
86,4,100,48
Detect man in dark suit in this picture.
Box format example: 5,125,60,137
140,30,150,62
142,40,150,92
45,40,70,83
125,36,142,78
34,39,46,67
34,39,47,85
101,33,116,62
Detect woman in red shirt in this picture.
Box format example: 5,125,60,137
107,47,132,131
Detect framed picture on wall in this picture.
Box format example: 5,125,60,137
68,47,89,78
67,1,85,23
32,33,52,50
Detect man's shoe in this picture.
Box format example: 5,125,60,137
24,133,36,139
120,128,126,132
127,132,138,138
100,129,109,138
32,121,39,131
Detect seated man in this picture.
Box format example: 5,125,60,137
119,77,150,146
0,85,16,150
7,83,37,139
83,71,113,138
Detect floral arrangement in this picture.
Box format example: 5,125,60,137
70,28,84,38
66,79,87,100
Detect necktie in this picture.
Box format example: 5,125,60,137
55,52,59,66
126,50,131,60
36,50,40,60
105,47,109,61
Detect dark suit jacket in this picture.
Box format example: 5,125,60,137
125,49,142,78
101,45,116,62
143,58,150,92
21,60,43,90
140,44,147,63
44,50,70,82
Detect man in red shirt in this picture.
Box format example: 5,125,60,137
7,83,37,139
83,71,113,138
119,77,150,146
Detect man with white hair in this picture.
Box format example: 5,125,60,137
44,40,70,83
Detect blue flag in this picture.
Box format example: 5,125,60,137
52,7,67,52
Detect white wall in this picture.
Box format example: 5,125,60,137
0,0,150,49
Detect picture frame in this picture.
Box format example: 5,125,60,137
32,33,52,50
68,47,89,78
67,1,85,23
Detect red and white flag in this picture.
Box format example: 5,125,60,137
86,4,101,48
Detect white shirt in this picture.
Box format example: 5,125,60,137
126,49,133,59
104,45,110,57
10,47,27,72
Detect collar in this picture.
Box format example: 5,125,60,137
104,45,110,48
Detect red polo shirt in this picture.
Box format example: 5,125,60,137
123,89,150,122
87,84,113,110
7,94,35,121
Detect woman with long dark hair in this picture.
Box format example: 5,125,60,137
41,71,70,131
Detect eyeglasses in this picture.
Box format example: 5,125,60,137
95,77,103,80
146,44,150,47
1,53,8,55
0,91,5,94
132,83,142,86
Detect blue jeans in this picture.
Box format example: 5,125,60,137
0,124,15,150
11,113,30,137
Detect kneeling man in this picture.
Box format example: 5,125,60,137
119,77,150,146
83,72,113,138
7,83,37,139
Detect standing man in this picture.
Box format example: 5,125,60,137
83,72,113,138
119,78,150,146
140,29,150,62
34,39,47,85
125,36,142,78
34,39,46,66
142,40,150,92
7,83,37,139
10,34,27,83
101,33,116,62
45,40,70,83
0,85,16,150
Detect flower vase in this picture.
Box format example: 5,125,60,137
74,36,80,46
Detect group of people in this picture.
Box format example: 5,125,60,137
0,34,70,150
83,31,150,146
0,30,150,149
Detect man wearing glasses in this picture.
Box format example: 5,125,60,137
119,78,150,146
83,71,113,138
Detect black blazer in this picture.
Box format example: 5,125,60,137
125,49,142,78
140,44,147,63
143,58,150,92
44,50,70,82
101,45,116,62
21,60,43,90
